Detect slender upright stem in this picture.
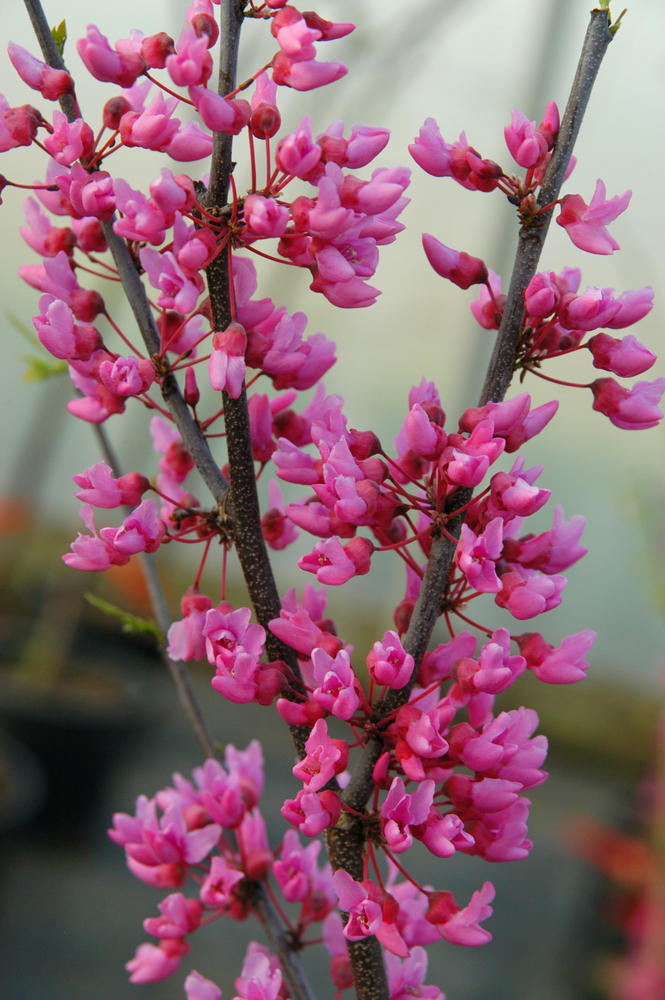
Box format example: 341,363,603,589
93,425,217,760
479,8,614,405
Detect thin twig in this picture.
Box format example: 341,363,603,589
92,425,217,760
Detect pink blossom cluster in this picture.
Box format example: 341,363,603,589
410,107,664,431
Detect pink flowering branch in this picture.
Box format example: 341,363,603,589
324,12,618,996
480,8,615,405
202,5,309,719
21,0,232,508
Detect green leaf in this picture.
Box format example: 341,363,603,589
21,354,68,382
6,310,42,350
84,592,163,641
51,20,67,56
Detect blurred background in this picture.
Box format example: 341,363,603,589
1,0,665,997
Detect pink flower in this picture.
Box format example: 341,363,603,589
292,719,348,792
185,971,222,1000
366,630,414,689
381,777,435,853
385,946,445,1000
120,92,180,150
7,42,74,100
272,52,347,91
495,567,567,619
43,112,94,166
189,85,250,134
166,25,212,87
99,356,155,396
33,295,101,361
209,322,247,398
311,647,360,720
298,536,373,585
72,462,149,508
113,499,166,555
77,25,145,87
422,235,488,289
273,828,321,902
243,195,290,238
276,115,322,177
281,788,341,837
63,504,130,572
516,629,596,683
261,480,300,550
199,854,244,906
143,893,203,939
426,882,495,946
418,632,477,686
166,587,213,663
455,519,504,593
57,163,116,221
504,108,548,168
557,179,631,254
163,122,213,161
588,333,656,378
453,628,526,695
125,939,189,983
591,377,665,430
234,946,282,1000
140,248,202,314
332,869,382,938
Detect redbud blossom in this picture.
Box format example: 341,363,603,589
209,322,248,398
125,939,189,984
588,333,656,378
77,25,145,88
185,971,221,1000
590,377,665,430
72,462,150,508
43,112,94,166
426,883,495,946
516,629,596,683
557,179,631,255
99,356,155,396
422,235,488,289
455,520,504,593
7,42,74,100
367,631,414,689
189,86,250,134
311,647,360,719
292,719,348,792
504,108,548,168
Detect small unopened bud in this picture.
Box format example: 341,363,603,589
190,13,219,47
103,96,131,131
249,104,281,140
70,288,105,322
184,366,200,407
140,32,176,69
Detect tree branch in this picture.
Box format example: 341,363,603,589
325,13,616,994
479,7,614,405
92,425,218,760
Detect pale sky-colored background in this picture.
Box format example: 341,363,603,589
1,0,665,688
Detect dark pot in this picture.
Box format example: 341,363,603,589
0,647,167,843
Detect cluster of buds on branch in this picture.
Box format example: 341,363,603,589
2,1,659,999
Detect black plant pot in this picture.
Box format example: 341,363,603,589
0,632,167,843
